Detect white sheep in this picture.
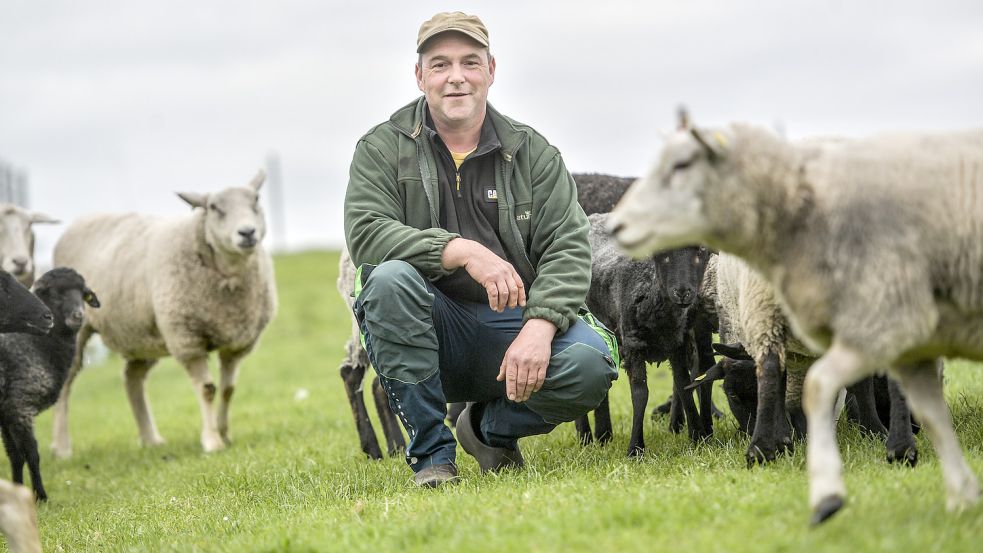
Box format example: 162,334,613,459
608,120,983,524
49,170,277,457
0,203,59,287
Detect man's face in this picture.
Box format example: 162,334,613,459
415,32,495,131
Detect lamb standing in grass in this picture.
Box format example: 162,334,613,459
49,171,277,457
608,120,983,524
0,269,52,553
337,246,405,459
0,204,59,288
0,268,99,501
580,213,713,454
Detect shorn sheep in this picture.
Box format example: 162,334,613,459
0,268,54,553
338,246,405,459
0,268,99,501
0,204,59,288
608,117,983,524
580,213,714,454
49,171,277,457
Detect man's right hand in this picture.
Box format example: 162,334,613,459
442,238,526,312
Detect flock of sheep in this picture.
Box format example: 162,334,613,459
0,172,276,552
0,112,980,550
339,113,983,528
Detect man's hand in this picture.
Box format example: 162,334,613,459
497,318,557,402
442,238,527,312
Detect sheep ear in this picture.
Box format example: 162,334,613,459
712,342,753,361
676,105,691,130
691,127,728,161
248,169,266,192
177,192,208,209
82,287,100,308
29,211,60,224
684,361,726,390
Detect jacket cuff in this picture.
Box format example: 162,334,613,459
523,306,573,333
426,232,461,278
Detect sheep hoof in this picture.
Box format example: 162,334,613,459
886,445,917,467
746,443,778,467
810,495,844,526
201,434,226,453
627,445,644,458
50,445,73,460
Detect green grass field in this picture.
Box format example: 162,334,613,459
14,250,983,552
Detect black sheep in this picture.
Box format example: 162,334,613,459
573,173,634,216
0,268,99,501
0,271,52,336
577,214,713,455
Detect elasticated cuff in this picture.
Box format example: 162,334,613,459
423,232,461,279
523,305,573,333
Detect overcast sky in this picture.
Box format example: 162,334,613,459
2,0,981,263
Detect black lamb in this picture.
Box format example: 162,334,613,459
577,214,713,455
0,268,99,501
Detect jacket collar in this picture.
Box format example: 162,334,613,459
389,96,525,158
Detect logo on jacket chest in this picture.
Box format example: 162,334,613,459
516,210,531,221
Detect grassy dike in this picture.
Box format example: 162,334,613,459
20,250,983,552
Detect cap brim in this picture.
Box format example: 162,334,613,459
417,28,489,53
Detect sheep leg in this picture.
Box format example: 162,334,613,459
748,351,783,466
574,414,593,445
892,360,979,512
0,479,41,553
669,332,708,442
123,359,166,447
845,377,888,437
217,349,248,445
695,323,715,435
50,323,93,459
339,363,383,459
884,377,917,466
180,356,225,453
625,355,648,457
785,367,808,439
3,420,44,502
804,343,873,525
0,424,24,485
593,393,613,444
667,393,683,433
371,376,406,456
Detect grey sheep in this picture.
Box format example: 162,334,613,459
0,204,59,288
49,171,277,457
0,268,99,501
608,119,983,524
573,173,634,215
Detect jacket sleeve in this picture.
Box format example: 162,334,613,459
344,137,458,278
523,149,591,333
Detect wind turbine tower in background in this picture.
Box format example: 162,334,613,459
265,151,287,253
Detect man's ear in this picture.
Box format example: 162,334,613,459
415,61,425,92
487,54,496,86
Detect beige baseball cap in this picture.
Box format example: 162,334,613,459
416,12,489,53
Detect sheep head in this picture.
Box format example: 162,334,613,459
607,120,734,258
178,169,268,257
0,204,59,287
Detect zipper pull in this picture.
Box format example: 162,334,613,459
456,171,462,198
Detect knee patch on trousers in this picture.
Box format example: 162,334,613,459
525,343,618,424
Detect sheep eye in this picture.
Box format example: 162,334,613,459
671,158,694,173
663,257,670,264
209,203,225,216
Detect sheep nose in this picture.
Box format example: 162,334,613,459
672,288,694,306
238,227,257,239
11,256,29,272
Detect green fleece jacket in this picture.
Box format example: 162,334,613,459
344,97,591,333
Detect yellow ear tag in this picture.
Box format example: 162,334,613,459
713,132,729,149
83,293,94,303
693,373,707,382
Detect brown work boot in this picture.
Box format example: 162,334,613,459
456,403,524,473
413,463,460,488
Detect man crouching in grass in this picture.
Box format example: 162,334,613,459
343,11,618,487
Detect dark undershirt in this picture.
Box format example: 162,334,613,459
426,110,525,303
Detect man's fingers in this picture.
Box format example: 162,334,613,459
533,365,547,393
517,281,527,307
497,356,507,382
506,362,518,400
486,282,501,312
513,363,528,401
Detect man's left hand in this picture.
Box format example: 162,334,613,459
498,318,557,402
